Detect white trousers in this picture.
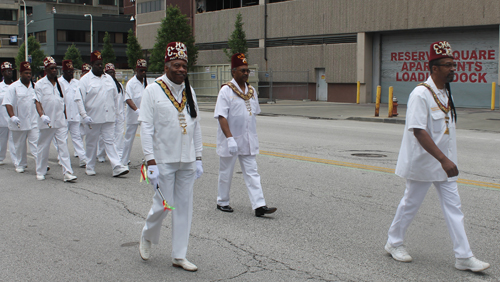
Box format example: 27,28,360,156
11,129,38,169
121,123,138,165
68,121,86,160
84,123,122,171
387,179,473,258
36,127,73,176
217,155,266,210
0,127,17,164
97,119,125,160
142,162,195,259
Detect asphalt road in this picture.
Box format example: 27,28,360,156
1,111,499,281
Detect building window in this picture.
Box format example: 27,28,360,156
99,0,117,5
59,0,93,4
204,0,259,12
0,9,18,21
137,0,164,14
35,31,47,43
57,30,90,43
98,32,128,44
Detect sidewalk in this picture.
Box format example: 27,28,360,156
198,100,500,133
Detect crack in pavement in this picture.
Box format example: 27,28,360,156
65,185,145,219
190,234,347,282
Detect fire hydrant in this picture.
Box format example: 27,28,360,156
392,96,399,117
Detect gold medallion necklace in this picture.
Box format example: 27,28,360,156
156,80,188,134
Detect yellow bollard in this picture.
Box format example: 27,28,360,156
388,86,394,117
356,81,360,104
375,86,381,117
491,82,496,110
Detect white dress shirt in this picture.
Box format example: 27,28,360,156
138,74,202,164
58,76,80,123
76,71,119,123
125,75,145,125
34,76,67,129
214,78,261,157
1,79,37,131
395,76,457,182
0,81,11,128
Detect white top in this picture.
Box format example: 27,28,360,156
214,78,261,157
395,77,458,182
125,75,145,125
1,79,37,131
35,76,67,129
76,71,119,124
0,81,12,127
115,81,125,122
58,76,80,123
138,74,202,164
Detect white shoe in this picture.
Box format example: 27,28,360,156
15,167,24,173
385,242,412,262
98,156,106,163
139,236,151,260
0,160,4,165
172,258,198,272
86,169,96,176
36,174,45,181
79,159,86,168
455,257,490,272
112,165,129,177
64,173,77,182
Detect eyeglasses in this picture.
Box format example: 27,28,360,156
436,63,457,68
238,69,251,74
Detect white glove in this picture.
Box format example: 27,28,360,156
147,164,159,190
195,160,203,180
135,108,140,116
41,115,51,125
10,116,21,125
227,137,238,155
83,116,93,125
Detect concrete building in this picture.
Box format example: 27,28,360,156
15,0,132,69
0,0,20,70
193,0,500,108
135,0,195,51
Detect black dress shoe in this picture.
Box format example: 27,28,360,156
255,206,277,217
217,205,234,212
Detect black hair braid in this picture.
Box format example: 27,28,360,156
184,76,197,118
445,82,457,123
112,76,123,94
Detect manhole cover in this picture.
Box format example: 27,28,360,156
351,153,387,158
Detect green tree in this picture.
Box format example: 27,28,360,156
101,32,116,65
149,5,198,72
63,44,84,69
15,35,46,72
223,12,248,62
126,29,143,69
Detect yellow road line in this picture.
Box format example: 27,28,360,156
203,142,500,190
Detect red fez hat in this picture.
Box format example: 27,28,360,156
105,63,115,72
165,42,188,63
82,63,91,72
1,62,12,71
136,59,147,69
62,60,74,71
231,53,248,69
429,41,453,62
90,50,102,62
43,56,57,69
20,61,31,72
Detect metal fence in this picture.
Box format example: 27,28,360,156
188,68,310,101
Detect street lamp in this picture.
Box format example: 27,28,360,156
84,14,93,53
21,0,28,61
